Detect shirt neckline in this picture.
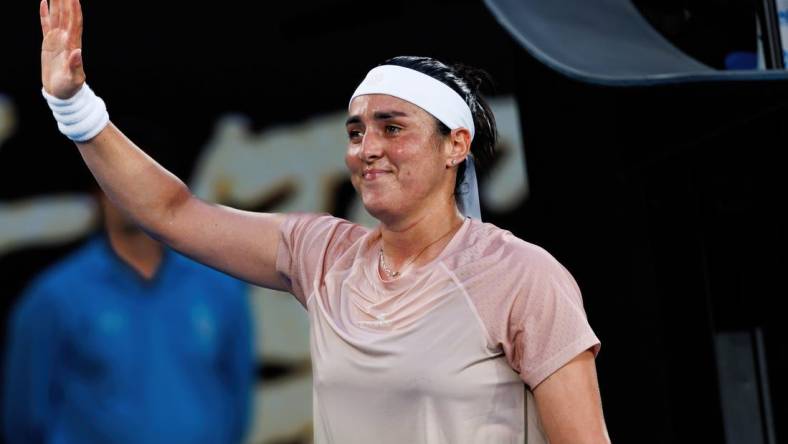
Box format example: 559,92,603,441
363,217,473,292
96,233,172,288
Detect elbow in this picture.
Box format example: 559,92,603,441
148,182,192,243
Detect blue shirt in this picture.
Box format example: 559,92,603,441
3,236,253,444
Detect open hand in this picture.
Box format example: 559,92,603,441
40,0,85,99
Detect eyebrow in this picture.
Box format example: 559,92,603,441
345,110,409,126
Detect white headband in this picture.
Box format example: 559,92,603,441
349,65,475,140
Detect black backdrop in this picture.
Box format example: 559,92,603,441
2,1,786,443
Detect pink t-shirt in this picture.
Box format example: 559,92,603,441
276,213,600,444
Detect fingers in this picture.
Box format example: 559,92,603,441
69,0,83,47
39,0,50,37
41,0,83,49
49,0,59,29
61,0,70,31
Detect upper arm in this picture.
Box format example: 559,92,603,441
532,351,610,444
157,195,287,289
77,123,288,289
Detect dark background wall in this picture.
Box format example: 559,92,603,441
1,0,785,443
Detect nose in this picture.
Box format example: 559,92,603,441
359,130,384,163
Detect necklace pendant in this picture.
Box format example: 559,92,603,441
379,247,401,279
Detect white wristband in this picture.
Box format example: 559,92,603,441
42,83,110,142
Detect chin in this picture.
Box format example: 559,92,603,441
361,194,394,220
361,200,386,220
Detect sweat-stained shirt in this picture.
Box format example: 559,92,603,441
276,214,600,444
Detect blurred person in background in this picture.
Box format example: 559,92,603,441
2,118,254,444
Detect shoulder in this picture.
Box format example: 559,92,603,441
443,219,583,323
282,213,369,241
280,212,371,260
10,237,117,328
20,237,106,303
448,219,571,279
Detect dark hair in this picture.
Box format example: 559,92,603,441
379,56,497,199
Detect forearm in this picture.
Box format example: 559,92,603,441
77,122,191,240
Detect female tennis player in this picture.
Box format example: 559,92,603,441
39,0,610,442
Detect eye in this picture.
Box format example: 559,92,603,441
348,129,363,142
385,125,402,135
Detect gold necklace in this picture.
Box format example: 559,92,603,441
379,220,462,279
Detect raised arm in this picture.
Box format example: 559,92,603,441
39,0,287,289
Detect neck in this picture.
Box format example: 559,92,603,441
379,198,465,271
105,224,164,280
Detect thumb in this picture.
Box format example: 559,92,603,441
68,48,83,71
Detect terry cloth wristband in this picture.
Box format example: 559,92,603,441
41,83,110,142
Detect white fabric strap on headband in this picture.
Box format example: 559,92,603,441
349,65,475,139
458,155,482,220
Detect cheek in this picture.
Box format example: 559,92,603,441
391,139,437,179
345,148,363,192
345,146,360,170
385,138,418,166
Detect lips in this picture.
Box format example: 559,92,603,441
362,168,391,180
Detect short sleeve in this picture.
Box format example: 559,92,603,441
276,213,367,307
507,249,600,389
457,228,600,389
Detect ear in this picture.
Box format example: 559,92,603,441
445,128,472,168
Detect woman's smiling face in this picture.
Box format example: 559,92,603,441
345,94,455,223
